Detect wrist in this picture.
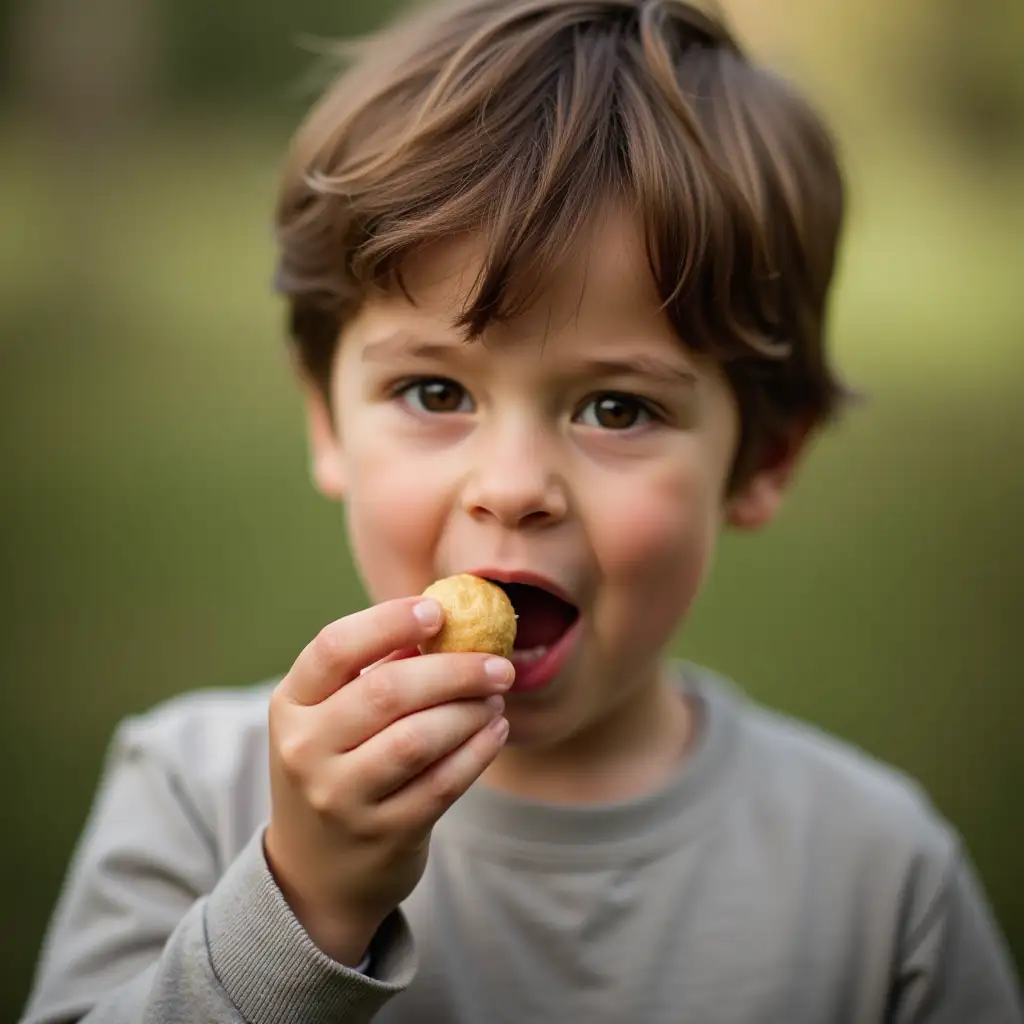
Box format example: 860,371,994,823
262,828,383,967
301,908,382,968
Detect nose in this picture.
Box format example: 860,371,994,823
460,420,568,530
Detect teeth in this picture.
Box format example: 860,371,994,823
511,645,549,665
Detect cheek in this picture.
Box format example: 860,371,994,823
588,453,723,648
341,435,447,602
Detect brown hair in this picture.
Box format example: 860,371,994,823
274,0,851,487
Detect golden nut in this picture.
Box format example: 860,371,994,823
419,574,517,658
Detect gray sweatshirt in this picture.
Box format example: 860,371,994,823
20,664,1022,1024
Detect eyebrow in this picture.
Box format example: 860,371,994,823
361,332,461,364
360,332,697,387
581,357,698,387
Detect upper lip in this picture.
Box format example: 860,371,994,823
468,568,578,608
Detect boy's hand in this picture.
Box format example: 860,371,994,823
264,596,513,967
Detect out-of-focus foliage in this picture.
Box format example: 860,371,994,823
3,0,1024,148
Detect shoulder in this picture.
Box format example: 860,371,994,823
116,680,277,768
108,680,277,849
695,665,959,876
685,669,1023,1008
702,668,967,943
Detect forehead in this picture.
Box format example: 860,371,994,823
386,204,666,342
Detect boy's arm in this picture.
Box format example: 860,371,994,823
892,843,1022,1023
19,716,415,1024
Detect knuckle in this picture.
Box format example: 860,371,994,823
306,776,339,816
306,762,360,820
307,772,382,839
362,668,400,720
347,805,384,843
311,621,349,670
267,695,288,742
276,731,315,777
425,765,464,810
459,701,495,740
389,721,427,772
268,684,287,716
474,698,500,726
452,654,487,691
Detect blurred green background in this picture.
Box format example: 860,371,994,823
2,0,1022,1016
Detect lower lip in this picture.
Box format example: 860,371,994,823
508,619,582,693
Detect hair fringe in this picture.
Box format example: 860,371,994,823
275,0,851,486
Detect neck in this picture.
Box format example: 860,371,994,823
482,661,697,805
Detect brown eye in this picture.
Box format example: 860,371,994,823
578,393,652,431
403,378,472,414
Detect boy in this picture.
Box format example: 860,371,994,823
21,1,1022,1022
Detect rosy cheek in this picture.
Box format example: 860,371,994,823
343,444,443,601
591,468,717,649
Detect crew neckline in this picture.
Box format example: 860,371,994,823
442,662,746,863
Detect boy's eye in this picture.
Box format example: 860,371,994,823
398,378,473,414
576,393,654,431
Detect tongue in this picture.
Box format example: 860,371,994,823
503,584,577,649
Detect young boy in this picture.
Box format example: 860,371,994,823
21,1,1022,1022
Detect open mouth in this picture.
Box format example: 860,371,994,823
487,579,580,666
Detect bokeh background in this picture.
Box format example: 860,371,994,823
2,0,1022,1015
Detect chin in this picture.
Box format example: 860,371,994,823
500,670,591,747
500,713,567,751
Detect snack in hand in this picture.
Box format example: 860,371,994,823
419,574,517,658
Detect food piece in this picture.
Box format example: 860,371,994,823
419,574,517,658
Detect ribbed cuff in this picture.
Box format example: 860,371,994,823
205,827,416,1024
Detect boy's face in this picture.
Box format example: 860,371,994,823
307,207,798,751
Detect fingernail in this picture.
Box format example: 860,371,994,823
485,694,505,712
490,716,510,741
484,657,514,688
413,599,442,629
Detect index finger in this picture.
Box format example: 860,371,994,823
279,596,443,706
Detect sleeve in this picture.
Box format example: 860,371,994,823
19,716,417,1024
891,842,1023,1024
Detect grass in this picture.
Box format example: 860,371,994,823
1,117,1021,1015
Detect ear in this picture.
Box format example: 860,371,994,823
304,383,346,501
725,418,815,531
